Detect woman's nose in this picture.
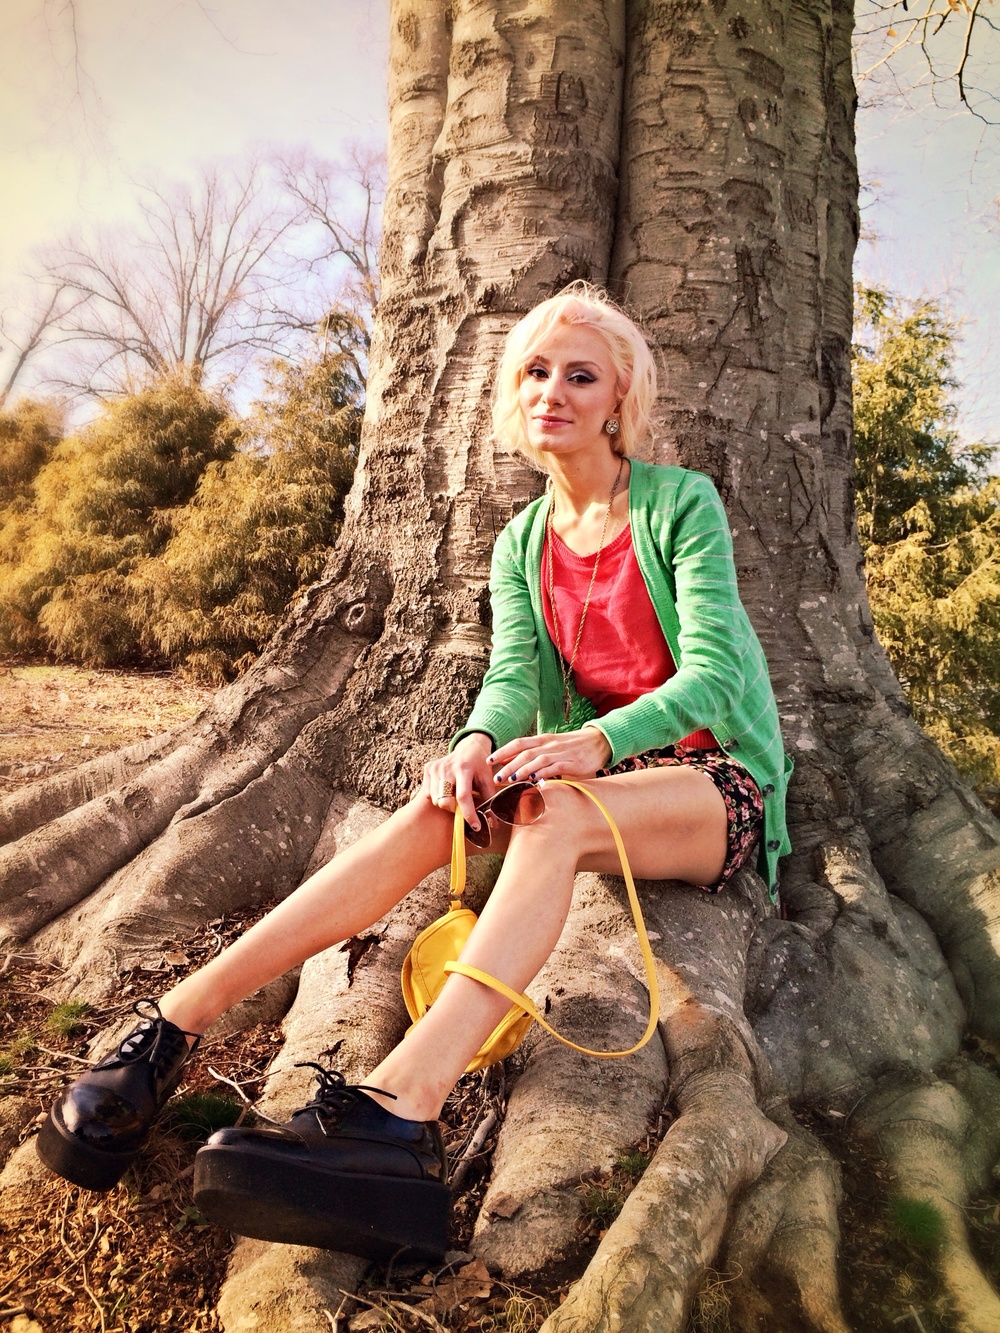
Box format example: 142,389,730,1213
540,376,565,405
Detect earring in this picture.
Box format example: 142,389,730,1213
604,419,620,436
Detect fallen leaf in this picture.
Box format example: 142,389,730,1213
348,1311,385,1331
415,1258,493,1316
485,1192,521,1220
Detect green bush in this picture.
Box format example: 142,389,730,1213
0,354,359,678
855,286,1000,797
0,398,64,511
0,373,238,663
128,352,360,680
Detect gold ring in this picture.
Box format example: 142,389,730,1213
439,780,456,799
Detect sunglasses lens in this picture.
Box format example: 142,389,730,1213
464,818,492,849
464,782,546,847
491,782,546,827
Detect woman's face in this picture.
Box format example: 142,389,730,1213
517,323,622,463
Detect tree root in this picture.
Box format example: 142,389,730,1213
854,1071,1000,1333
0,731,178,850
0,603,374,948
472,871,668,1277
520,873,784,1331
25,735,340,1001
840,694,1000,1050
724,1109,850,1333
216,1238,364,1333
540,1063,785,1333
747,838,966,1106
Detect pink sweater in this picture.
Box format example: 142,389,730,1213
541,524,717,750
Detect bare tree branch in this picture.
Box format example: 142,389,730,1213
274,145,385,386
0,284,84,409
33,158,311,396
856,0,1000,121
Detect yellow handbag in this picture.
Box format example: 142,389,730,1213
400,779,660,1074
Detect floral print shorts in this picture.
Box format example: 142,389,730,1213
598,744,764,891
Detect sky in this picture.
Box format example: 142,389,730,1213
854,37,1000,447
1,0,997,444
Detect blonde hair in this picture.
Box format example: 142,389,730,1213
491,281,656,469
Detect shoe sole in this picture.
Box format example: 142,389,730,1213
36,1112,140,1192
36,1057,191,1192
193,1142,451,1262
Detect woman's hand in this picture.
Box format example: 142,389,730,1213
421,732,496,832
489,727,612,784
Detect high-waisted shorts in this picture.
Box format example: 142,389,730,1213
598,744,764,891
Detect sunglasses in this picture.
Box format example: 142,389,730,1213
464,780,546,848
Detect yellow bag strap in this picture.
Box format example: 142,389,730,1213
450,798,467,903
444,778,660,1059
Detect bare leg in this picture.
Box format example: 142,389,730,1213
158,795,456,1036
365,766,727,1120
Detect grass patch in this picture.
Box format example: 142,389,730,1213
578,1147,652,1233
46,998,93,1036
890,1196,946,1251
0,1031,36,1075
163,1091,246,1142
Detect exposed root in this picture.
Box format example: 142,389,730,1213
0,606,374,949
531,872,784,1332
0,731,181,850
26,736,340,1002
216,1238,365,1332
473,871,668,1277
747,838,965,1107
844,697,1000,1050
540,1062,785,1333
724,1109,850,1333
853,1072,1000,1333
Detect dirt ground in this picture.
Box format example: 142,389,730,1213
3,661,998,1331
0,661,216,799
0,662,576,1331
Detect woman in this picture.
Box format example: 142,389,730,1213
38,284,791,1259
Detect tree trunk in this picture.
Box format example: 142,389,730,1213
3,1,999,1330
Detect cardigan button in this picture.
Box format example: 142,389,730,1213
722,737,739,751
762,783,775,796
767,838,781,852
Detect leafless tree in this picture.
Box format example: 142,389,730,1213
36,159,307,396
0,282,78,409
856,0,1000,120
275,145,385,387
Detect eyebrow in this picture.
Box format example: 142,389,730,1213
528,356,602,371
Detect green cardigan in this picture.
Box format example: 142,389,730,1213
455,459,792,893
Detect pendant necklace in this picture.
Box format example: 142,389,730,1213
546,456,626,723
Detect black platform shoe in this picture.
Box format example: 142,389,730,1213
36,1000,201,1191
193,1063,451,1262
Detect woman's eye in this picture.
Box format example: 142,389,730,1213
570,372,596,384
526,365,547,379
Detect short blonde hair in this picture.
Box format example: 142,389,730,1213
491,281,656,469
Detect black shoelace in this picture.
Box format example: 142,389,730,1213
106,999,200,1081
294,1062,396,1136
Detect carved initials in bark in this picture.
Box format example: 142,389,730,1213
2,1,1000,1330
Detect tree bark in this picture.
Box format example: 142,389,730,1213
2,1,999,1330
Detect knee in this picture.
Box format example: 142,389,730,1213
513,780,599,850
